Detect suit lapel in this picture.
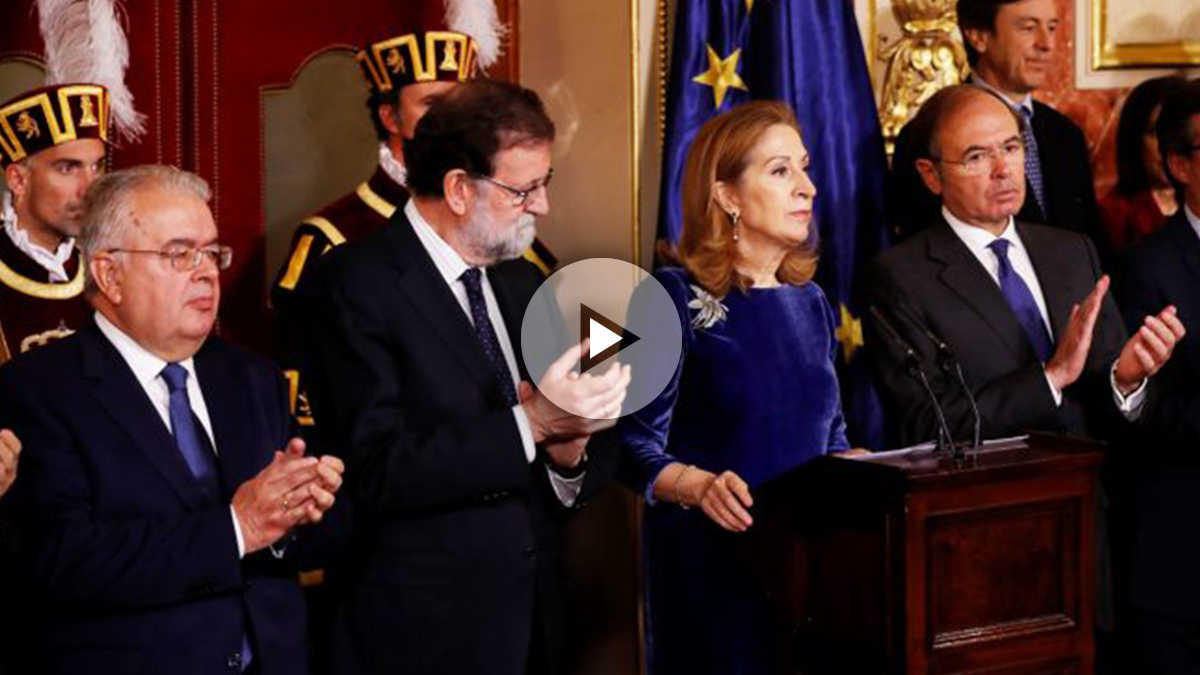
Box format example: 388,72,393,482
81,322,206,509
927,220,1035,362
385,213,501,394
194,340,261,499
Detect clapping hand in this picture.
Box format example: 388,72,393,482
1045,275,1109,392
1114,305,1186,394
522,340,632,443
0,429,20,499
231,438,344,554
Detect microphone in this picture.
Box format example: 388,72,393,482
890,303,982,451
868,304,955,456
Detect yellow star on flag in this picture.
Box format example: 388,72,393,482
745,0,754,12
835,303,864,363
692,44,748,109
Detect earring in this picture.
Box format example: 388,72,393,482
729,211,740,242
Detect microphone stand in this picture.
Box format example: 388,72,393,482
869,305,956,457
891,303,983,457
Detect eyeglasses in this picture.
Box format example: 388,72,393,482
475,168,554,206
108,244,233,272
934,140,1025,176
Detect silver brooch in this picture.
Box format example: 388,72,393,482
687,284,728,330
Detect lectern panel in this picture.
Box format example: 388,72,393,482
927,499,1080,646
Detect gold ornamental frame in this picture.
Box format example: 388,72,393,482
1092,0,1200,69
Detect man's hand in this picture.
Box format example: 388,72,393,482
0,429,21,499
231,438,343,555
1114,305,1186,394
520,341,632,443
1045,275,1109,392
544,435,588,472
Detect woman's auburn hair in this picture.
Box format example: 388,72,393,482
662,100,818,299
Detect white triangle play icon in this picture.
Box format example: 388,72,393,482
589,318,623,357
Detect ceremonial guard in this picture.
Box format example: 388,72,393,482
0,84,113,364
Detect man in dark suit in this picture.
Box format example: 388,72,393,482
301,80,629,675
0,165,344,675
864,84,1182,447
888,0,1105,258
1116,81,1200,675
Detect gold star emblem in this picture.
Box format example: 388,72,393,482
745,0,754,11
692,44,748,109
835,303,864,363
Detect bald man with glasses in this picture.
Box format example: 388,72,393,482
863,84,1182,448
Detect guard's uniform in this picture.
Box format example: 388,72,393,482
0,229,88,365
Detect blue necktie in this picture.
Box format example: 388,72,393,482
160,363,254,671
160,364,220,496
988,239,1054,362
1018,107,1048,217
460,268,519,407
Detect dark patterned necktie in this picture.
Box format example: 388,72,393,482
1018,106,1047,217
460,268,519,406
988,239,1054,362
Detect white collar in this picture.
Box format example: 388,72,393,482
404,199,473,287
94,310,198,390
1185,204,1200,245
972,77,1035,117
1,192,76,281
379,143,408,188
943,206,1020,255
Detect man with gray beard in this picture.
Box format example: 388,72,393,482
300,80,629,675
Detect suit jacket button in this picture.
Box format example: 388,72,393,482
227,652,242,669
524,546,536,560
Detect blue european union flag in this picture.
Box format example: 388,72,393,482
658,0,891,447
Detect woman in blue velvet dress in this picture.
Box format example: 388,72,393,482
619,101,850,675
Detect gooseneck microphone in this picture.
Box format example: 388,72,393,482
868,304,955,456
891,303,983,451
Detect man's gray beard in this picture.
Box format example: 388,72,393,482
463,209,537,264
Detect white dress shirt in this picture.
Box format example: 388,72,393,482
405,200,583,505
942,209,1146,416
94,311,248,556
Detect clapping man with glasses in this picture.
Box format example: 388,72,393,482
862,84,1183,448
300,80,628,675
0,165,345,675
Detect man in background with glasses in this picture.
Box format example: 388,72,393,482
0,165,346,675
863,85,1182,448
301,80,627,675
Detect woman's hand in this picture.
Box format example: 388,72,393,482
696,470,754,532
653,462,754,531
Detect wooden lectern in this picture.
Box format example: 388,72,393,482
745,434,1104,675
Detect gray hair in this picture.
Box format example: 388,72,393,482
78,165,211,294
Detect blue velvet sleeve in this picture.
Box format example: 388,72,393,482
817,285,851,452
617,268,693,503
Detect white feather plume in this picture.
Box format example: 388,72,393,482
38,0,145,142
445,0,506,71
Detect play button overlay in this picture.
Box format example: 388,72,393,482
580,304,640,373
520,258,683,418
